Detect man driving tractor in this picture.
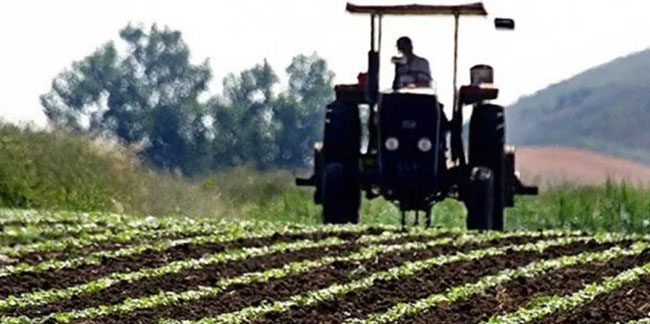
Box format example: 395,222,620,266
392,36,433,89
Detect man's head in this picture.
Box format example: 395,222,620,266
396,36,413,56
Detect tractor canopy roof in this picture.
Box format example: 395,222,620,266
346,2,487,16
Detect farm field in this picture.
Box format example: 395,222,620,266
1,209,650,324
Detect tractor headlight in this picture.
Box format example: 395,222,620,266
417,138,432,152
385,137,399,151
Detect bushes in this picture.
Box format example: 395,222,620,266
0,123,225,217
0,124,133,210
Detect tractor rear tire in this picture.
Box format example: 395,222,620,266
321,100,361,225
469,104,506,230
466,167,495,230
322,162,361,224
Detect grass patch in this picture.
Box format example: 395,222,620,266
0,123,225,218
1,123,649,233
507,180,650,233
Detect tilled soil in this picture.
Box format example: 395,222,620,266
10,227,403,265
82,235,592,324
534,270,650,324
14,229,221,265
250,240,620,324
397,241,647,324
15,225,389,265
10,235,433,317
68,234,550,324
0,229,381,298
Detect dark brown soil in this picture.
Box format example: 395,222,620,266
11,226,402,265
534,269,650,324
16,241,136,266
80,234,578,324
250,240,620,324
11,234,436,317
15,228,226,266
0,230,374,298
397,241,646,324
14,242,365,318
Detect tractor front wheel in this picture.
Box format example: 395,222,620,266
469,104,506,230
465,167,495,230
321,162,361,224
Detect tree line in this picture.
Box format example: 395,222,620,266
41,24,333,176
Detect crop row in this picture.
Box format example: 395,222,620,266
0,219,268,260
0,211,320,251
341,240,650,324
6,229,521,313
0,221,396,276
0,221,155,246
0,218,404,261
155,235,620,324
481,251,650,324
0,209,142,228
3,229,559,323
0,232,403,311
0,213,240,247
1,223,570,277
4,209,650,324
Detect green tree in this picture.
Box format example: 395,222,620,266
42,23,335,173
41,24,211,174
207,60,279,169
208,54,334,169
273,54,334,168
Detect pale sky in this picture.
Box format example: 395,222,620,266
1,0,649,126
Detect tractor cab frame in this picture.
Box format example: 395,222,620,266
297,2,537,230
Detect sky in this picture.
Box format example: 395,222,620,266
1,0,649,126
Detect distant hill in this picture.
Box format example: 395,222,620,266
506,48,650,164
515,146,650,187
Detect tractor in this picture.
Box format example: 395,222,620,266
296,2,538,230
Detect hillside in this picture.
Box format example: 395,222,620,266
515,146,650,186
506,48,650,164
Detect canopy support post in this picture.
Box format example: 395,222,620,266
450,12,466,166
370,14,376,51
453,13,459,112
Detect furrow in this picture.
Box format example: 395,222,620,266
249,235,629,324
0,217,240,260
154,235,600,324
86,232,559,324
479,248,650,324
530,262,650,323
345,239,648,324
0,221,400,261
0,224,386,298
0,231,414,314
10,230,542,323
3,224,256,267
397,241,650,324
0,222,247,274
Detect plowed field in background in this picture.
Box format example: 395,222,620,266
517,146,650,186
1,209,650,324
